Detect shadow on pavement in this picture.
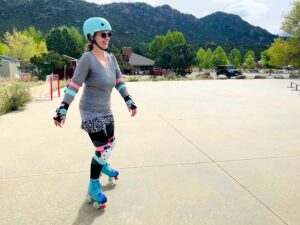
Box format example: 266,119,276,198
71,183,116,225
72,199,105,225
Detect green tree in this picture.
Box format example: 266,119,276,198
148,31,194,75
281,1,300,70
204,48,213,69
267,38,290,68
261,50,275,75
22,26,48,56
23,26,43,45
243,55,256,70
148,35,164,60
172,44,196,75
163,31,186,48
30,51,70,80
196,48,206,70
229,48,242,68
288,36,300,69
4,30,36,64
159,44,173,69
263,0,300,73
243,50,256,69
68,26,86,52
281,0,300,37
212,46,228,68
244,50,256,63
0,42,9,55
46,26,84,58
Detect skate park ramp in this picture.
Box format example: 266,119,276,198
1,79,300,225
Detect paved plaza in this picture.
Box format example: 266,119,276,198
1,79,300,225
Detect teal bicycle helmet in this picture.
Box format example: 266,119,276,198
83,17,112,40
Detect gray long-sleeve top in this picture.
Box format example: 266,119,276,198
62,51,129,112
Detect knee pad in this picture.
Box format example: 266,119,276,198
101,146,112,161
108,136,116,150
96,144,112,162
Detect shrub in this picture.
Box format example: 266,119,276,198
274,75,284,79
289,74,300,79
195,72,212,80
164,73,178,80
125,76,140,82
0,82,32,115
236,75,247,79
254,75,266,79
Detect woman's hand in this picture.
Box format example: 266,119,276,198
128,106,137,117
53,102,69,128
53,116,66,128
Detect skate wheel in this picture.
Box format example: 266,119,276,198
93,202,101,209
114,176,118,180
86,195,93,204
101,204,106,209
108,178,114,186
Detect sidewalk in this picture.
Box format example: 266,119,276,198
1,79,300,225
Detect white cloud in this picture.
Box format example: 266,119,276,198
224,0,269,24
83,0,289,34
210,0,239,3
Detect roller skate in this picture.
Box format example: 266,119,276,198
101,163,119,186
87,179,107,209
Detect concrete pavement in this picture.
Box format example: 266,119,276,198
1,79,300,225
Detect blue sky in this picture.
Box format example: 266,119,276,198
84,0,293,35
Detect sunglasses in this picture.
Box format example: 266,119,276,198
100,32,112,38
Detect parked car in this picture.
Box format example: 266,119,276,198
216,65,242,78
150,68,163,76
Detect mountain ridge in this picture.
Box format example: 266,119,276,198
0,0,277,53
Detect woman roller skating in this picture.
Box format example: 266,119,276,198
53,17,137,209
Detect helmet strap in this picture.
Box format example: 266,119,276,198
93,39,107,51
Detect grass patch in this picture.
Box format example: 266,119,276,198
0,81,32,115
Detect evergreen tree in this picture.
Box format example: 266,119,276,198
30,51,70,80
46,26,84,58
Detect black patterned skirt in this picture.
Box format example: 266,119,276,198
80,110,114,133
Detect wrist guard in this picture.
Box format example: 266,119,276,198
53,102,69,123
124,95,137,110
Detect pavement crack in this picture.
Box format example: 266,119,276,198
158,114,289,225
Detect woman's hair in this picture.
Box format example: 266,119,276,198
85,34,94,52
85,41,94,52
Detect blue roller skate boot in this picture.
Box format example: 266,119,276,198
101,163,119,186
87,179,107,209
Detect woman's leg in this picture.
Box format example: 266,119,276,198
106,121,115,149
88,130,109,179
87,130,109,207
101,121,119,181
